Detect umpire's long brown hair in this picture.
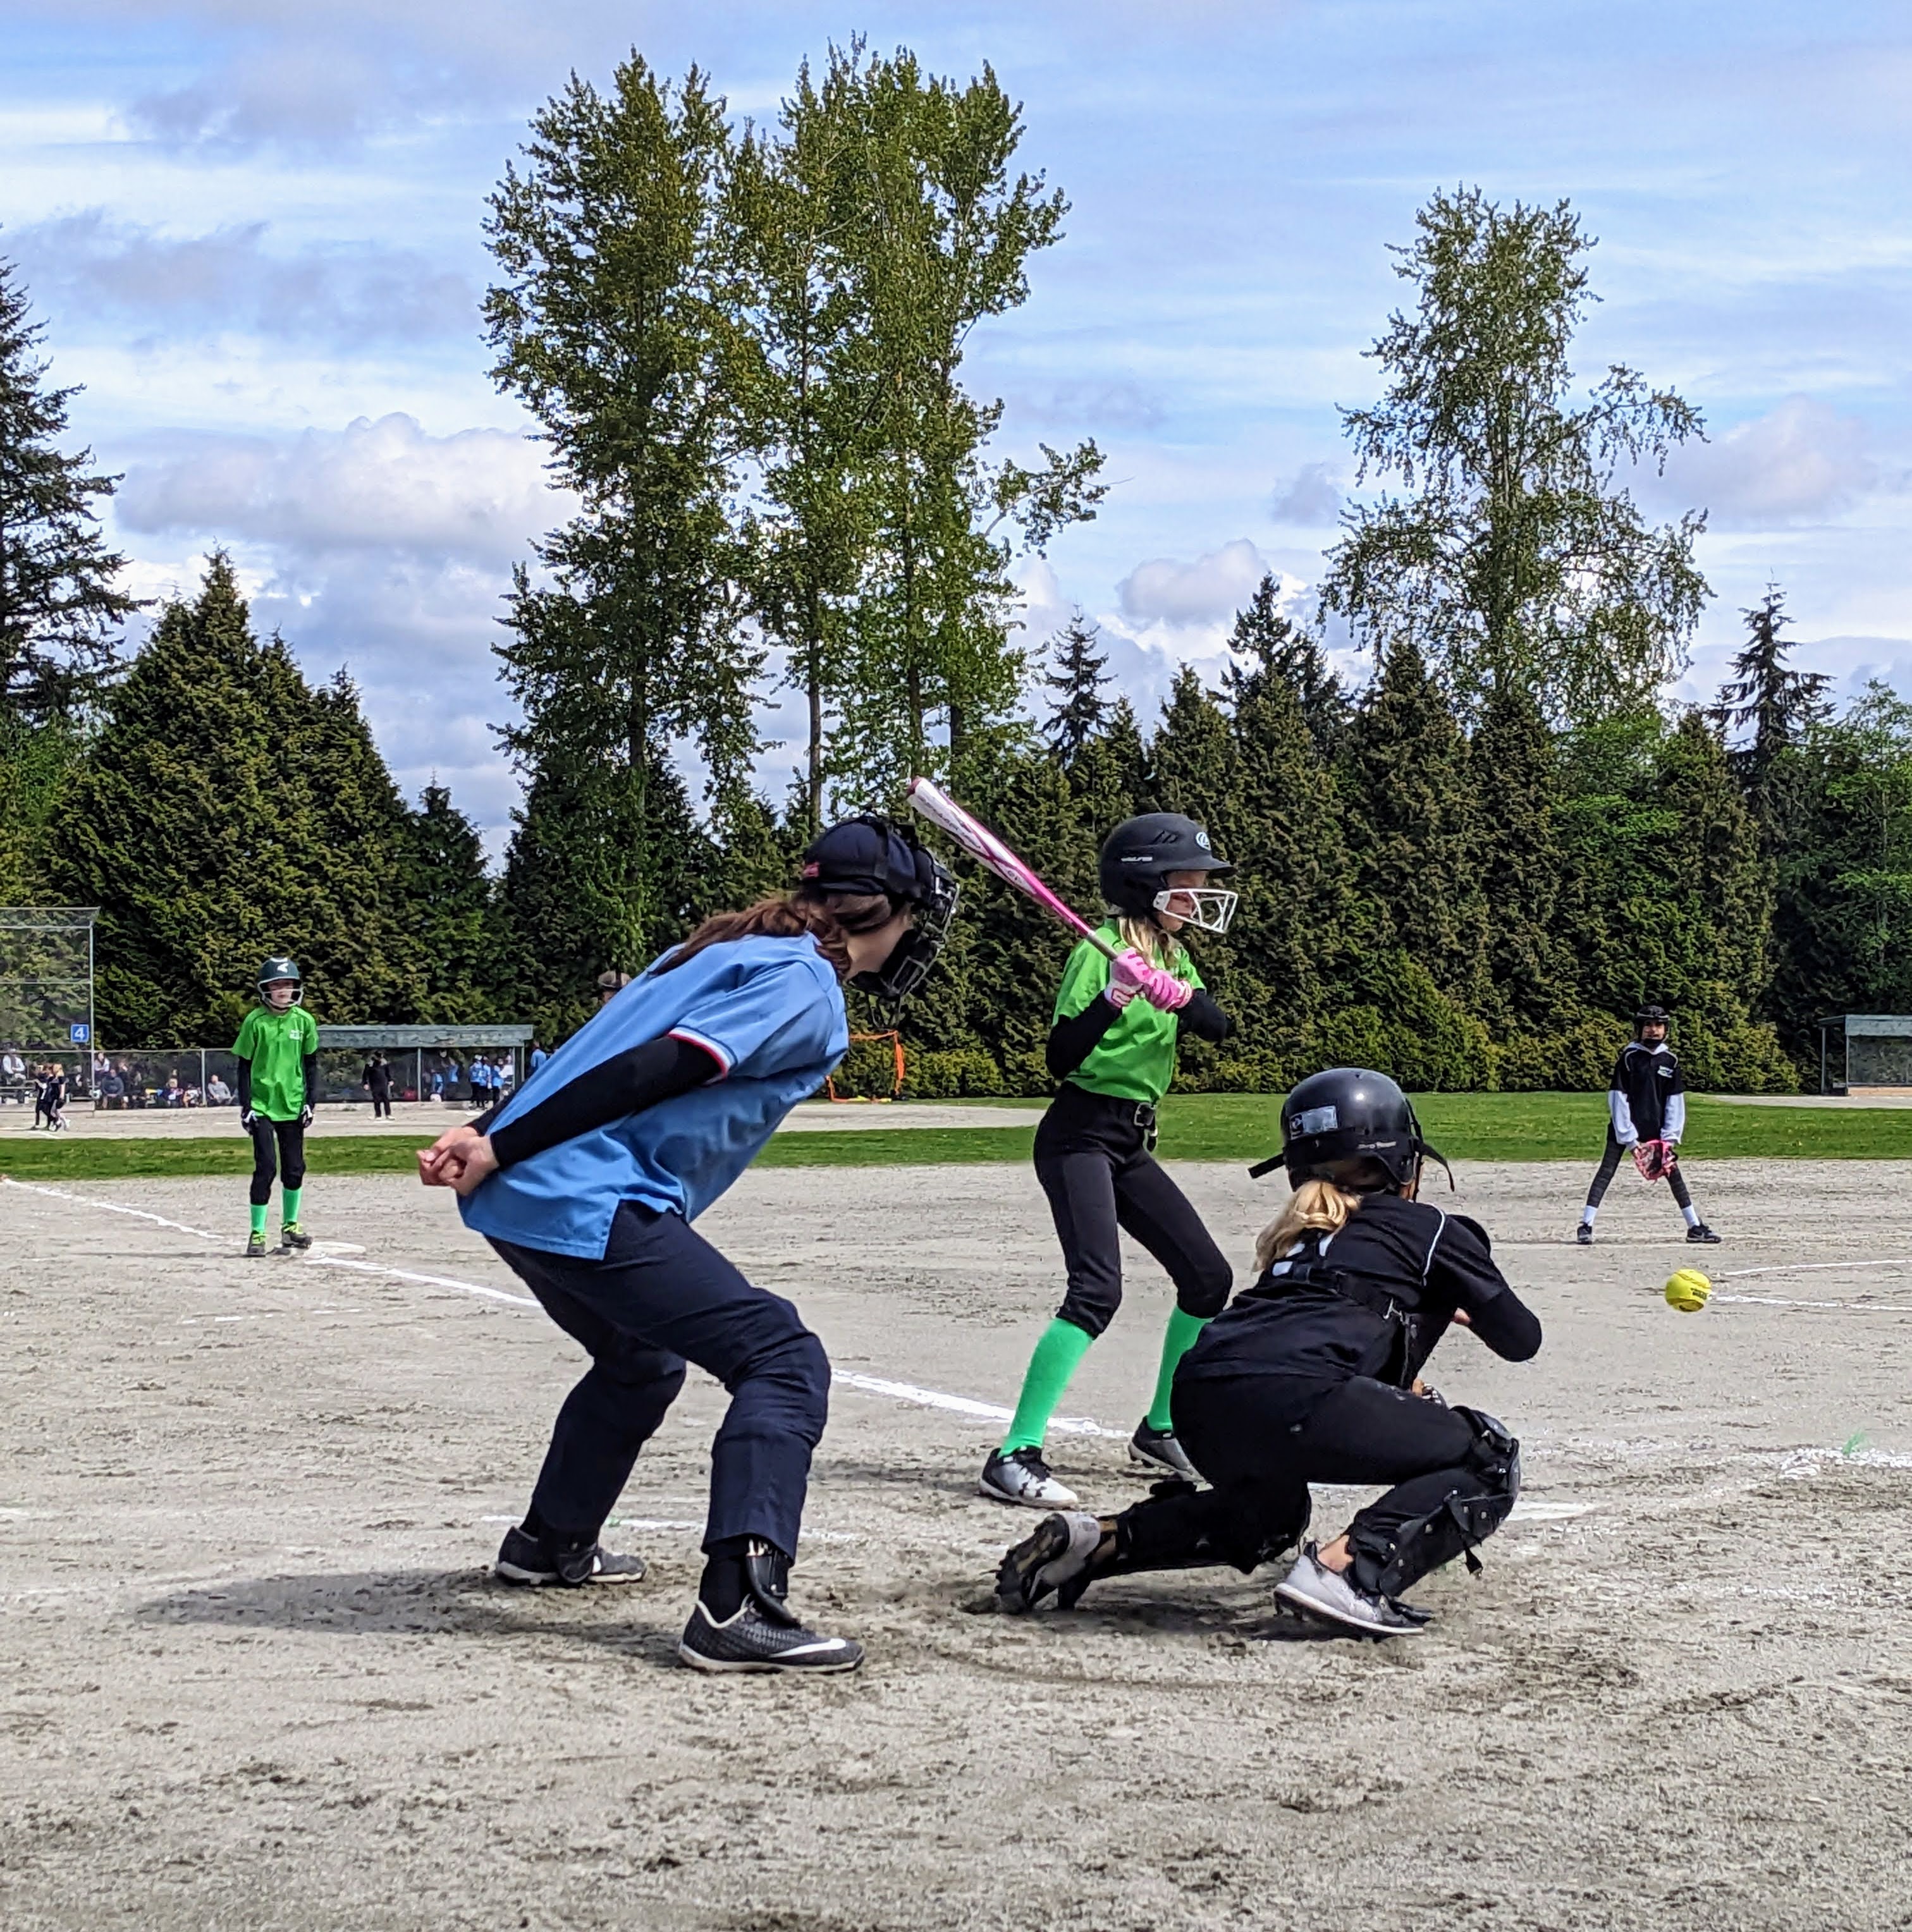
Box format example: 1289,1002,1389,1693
653,890,898,982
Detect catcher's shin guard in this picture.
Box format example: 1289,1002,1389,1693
1344,1407,1521,1601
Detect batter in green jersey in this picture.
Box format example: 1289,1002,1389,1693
232,955,319,1258
979,815,1241,1510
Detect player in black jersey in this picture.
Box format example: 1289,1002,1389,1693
994,1068,1541,1639
1578,1005,1719,1245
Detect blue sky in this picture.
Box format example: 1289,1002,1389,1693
5,1,1910,848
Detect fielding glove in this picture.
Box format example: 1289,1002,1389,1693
1630,1138,1673,1182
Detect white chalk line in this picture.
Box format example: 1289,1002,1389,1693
11,1175,1911,1483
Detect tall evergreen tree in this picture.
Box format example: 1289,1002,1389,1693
1340,636,1488,1006
1320,187,1708,727
1709,585,1832,859
1223,572,1347,760
1040,606,1110,766
399,783,495,1023
47,557,417,1042
0,257,142,726
484,58,762,948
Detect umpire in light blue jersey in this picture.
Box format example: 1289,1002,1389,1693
420,817,957,1675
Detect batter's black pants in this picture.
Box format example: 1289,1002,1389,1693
487,1202,830,1559
1034,1084,1232,1340
247,1116,306,1206
1103,1372,1517,1597
1586,1127,1692,1211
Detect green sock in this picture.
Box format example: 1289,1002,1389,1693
250,1203,268,1237
1002,1318,1094,1454
1146,1308,1210,1433
281,1187,302,1230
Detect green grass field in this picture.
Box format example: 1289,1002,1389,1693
3,1091,1907,1182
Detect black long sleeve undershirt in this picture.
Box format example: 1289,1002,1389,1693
1045,988,1234,1081
1464,1291,1543,1363
486,1035,718,1170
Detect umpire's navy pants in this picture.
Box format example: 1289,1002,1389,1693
487,1202,830,1559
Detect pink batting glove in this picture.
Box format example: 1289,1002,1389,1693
1105,949,1151,1008
1136,962,1192,1012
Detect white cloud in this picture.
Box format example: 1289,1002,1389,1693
116,413,563,563
1117,537,1272,628
1269,460,1341,526
5,211,476,346
1662,395,1880,528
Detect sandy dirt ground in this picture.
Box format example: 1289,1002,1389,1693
3,1156,1910,1931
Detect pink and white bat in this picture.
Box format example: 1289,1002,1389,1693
906,777,1120,961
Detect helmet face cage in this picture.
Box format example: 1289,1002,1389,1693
257,957,303,1007
1150,884,1239,935
850,862,960,1006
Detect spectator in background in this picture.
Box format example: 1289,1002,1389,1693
363,1052,394,1120
4,1046,29,1103
207,1073,233,1106
96,1063,125,1108
528,1039,548,1075
444,1059,463,1104
429,1065,445,1103
162,1074,184,1106
596,969,632,1008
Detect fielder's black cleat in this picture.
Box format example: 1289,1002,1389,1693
494,1524,646,1587
279,1223,313,1252
678,1598,863,1673
1686,1223,1722,1244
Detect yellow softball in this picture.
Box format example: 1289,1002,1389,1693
1665,1267,1712,1313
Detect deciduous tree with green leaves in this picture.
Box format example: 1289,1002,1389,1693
1321,186,1709,728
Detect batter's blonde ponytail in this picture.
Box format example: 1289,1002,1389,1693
1115,916,1187,973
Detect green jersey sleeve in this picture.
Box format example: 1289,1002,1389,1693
233,1010,259,1059
297,1009,319,1051
1052,930,1117,1022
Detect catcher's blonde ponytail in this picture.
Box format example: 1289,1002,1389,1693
1255,1180,1364,1273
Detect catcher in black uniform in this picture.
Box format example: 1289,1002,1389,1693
1578,1005,1719,1245
995,1068,1541,1639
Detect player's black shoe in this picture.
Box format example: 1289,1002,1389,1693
678,1598,863,1673
244,1232,269,1259
1686,1223,1722,1244
1575,1223,1594,1245
279,1223,313,1252
494,1524,646,1587
1129,1421,1198,1480
995,1510,1106,1613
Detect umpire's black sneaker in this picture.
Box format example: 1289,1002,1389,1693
1575,1222,1594,1245
494,1524,646,1587
678,1597,863,1673
1686,1223,1722,1244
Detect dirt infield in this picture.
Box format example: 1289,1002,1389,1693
3,1158,1910,1931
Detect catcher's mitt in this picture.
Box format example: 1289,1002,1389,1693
1630,1138,1674,1182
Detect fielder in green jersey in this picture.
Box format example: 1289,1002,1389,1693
232,955,319,1258
979,814,1242,1512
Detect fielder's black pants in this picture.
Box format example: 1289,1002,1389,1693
1104,1372,1516,1597
1586,1127,1692,1211
1034,1084,1232,1339
487,1202,830,1559
370,1088,392,1118
248,1116,307,1206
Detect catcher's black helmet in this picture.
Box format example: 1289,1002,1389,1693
800,816,959,1004
1097,813,1236,932
256,956,303,1005
1249,1067,1452,1191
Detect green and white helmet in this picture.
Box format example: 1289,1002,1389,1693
256,956,303,1004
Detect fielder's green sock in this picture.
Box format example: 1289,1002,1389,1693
250,1202,268,1237
1146,1308,1210,1433
1001,1318,1094,1454
281,1187,302,1230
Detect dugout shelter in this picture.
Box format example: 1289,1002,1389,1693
1813,1014,1912,1094
314,1025,535,1104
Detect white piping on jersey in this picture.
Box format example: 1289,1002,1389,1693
1423,1209,1447,1281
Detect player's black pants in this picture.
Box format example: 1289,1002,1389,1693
247,1116,306,1205
1095,1372,1521,1598
369,1087,392,1119
487,1202,830,1560
1034,1083,1232,1339
1586,1128,1692,1211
